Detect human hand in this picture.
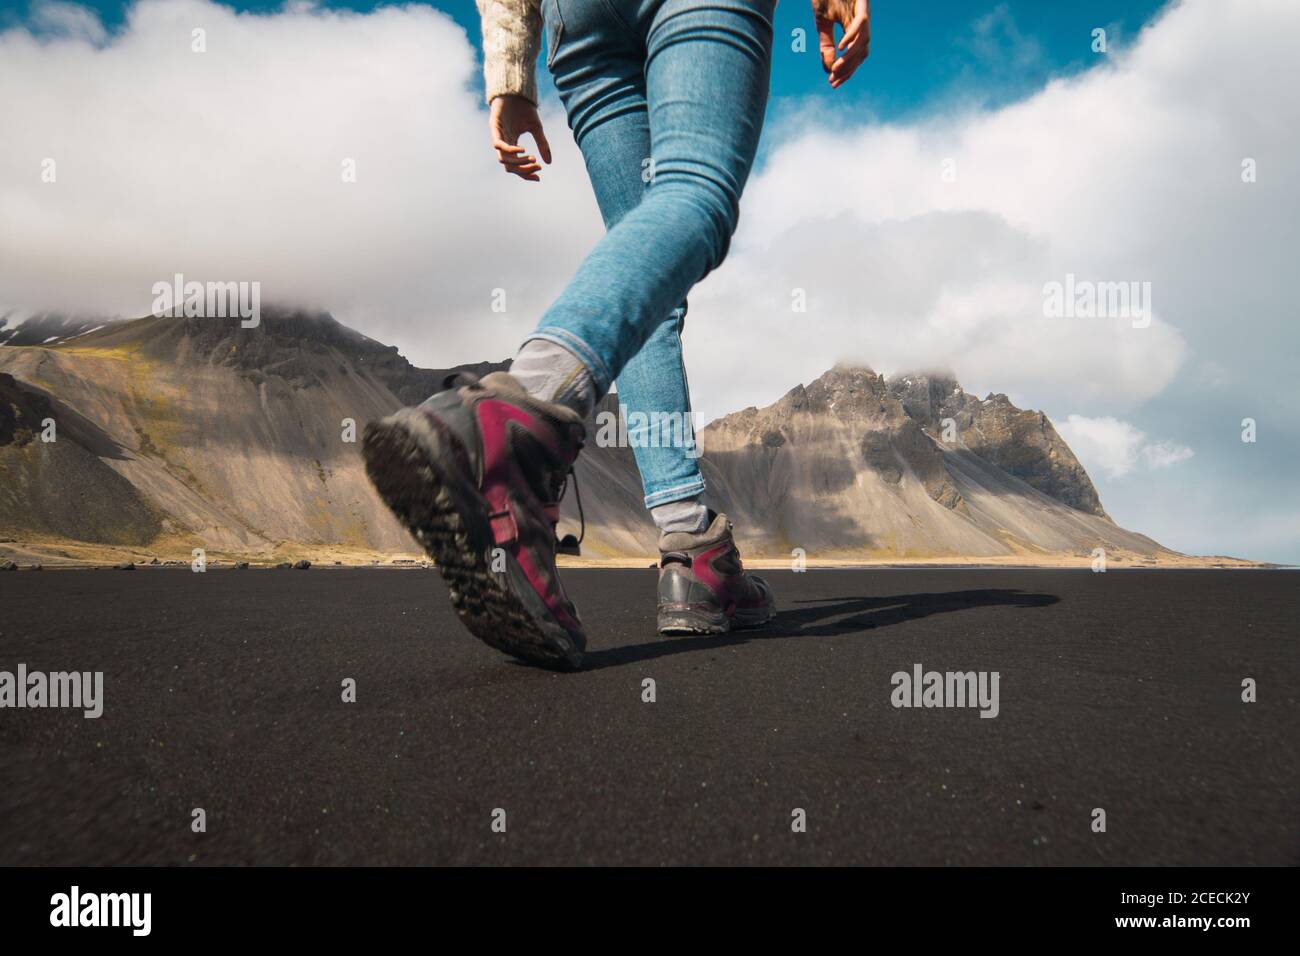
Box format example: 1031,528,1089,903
812,0,871,89
489,95,552,182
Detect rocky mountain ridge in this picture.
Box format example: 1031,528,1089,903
1,310,1171,563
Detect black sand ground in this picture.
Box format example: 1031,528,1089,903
0,568,1295,865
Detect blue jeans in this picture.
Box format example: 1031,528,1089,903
533,0,773,508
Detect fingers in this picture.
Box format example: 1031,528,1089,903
491,139,540,180
493,141,534,167
503,157,543,181
502,159,541,181
498,152,539,171
830,13,870,87
837,9,870,50
532,124,552,166
828,51,865,88
815,15,837,72
815,0,869,84
492,139,526,157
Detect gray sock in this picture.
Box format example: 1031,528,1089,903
651,496,709,535
510,339,597,420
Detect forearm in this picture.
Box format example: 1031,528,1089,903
476,0,543,105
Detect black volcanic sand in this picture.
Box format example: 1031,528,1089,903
0,568,1295,865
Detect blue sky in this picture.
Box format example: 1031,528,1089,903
2,0,1169,120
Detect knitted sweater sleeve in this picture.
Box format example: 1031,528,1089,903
476,0,543,105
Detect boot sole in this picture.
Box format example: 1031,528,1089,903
363,411,584,671
657,603,775,636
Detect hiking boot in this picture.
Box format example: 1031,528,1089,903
657,511,775,634
362,371,588,670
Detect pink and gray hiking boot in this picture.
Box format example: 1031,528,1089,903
657,511,775,634
362,371,588,670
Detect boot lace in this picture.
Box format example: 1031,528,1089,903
553,466,585,556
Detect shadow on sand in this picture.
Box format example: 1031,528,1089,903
579,588,1061,671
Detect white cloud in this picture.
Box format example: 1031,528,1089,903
28,0,108,44
687,0,1299,423
1056,414,1192,479
953,2,1048,101
0,0,601,364
1055,416,1144,479
1141,439,1194,471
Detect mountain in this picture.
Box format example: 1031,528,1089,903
559,366,1163,560
0,311,114,347
0,309,502,562
0,309,1178,565
693,369,1157,558
0,371,161,546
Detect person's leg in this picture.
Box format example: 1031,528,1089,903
357,2,657,671
507,0,642,421
520,0,713,532
362,0,774,667
521,0,774,400
615,311,708,531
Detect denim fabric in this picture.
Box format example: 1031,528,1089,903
532,0,773,507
